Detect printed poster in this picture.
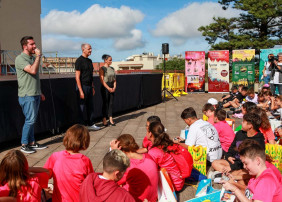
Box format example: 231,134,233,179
259,48,282,82
185,51,205,92
208,50,229,92
232,49,255,87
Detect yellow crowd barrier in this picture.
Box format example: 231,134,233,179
162,73,187,97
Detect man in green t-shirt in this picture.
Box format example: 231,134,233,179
15,36,47,153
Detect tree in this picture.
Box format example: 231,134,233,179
156,58,185,71
198,0,282,53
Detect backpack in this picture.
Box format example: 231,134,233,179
168,144,193,179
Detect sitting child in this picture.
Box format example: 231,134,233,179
245,88,258,104
213,109,235,157
212,113,265,173
221,140,282,202
79,150,134,202
257,92,269,110
202,103,215,124
223,86,248,109
137,116,161,154
44,124,94,202
0,150,50,201
110,134,158,202
220,86,238,106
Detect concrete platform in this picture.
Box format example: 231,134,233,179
0,93,241,201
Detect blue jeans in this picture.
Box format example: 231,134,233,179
18,95,40,145
263,75,270,84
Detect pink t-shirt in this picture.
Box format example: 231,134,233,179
259,127,275,143
148,147,184,191
44,150,94,202
0,172,49,202
118,153,158,202
266,161,282,181
142,136,153,150
246,168,282,202
213,120,235,152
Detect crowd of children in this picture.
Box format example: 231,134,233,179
0,87,282,201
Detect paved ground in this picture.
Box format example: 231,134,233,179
0,93,241,201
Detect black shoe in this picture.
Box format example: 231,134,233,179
110,122,116,126
29,142,48,150
21,145,36,154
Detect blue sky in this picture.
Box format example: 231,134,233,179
41,0,239,62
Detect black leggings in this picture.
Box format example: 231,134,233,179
101,82,114,118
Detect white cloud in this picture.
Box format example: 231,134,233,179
42,4,144,39
114,29,145,51
42,37,81,52
152,2,240,44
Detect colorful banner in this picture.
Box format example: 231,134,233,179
185,51,205,92
208,50,229,92
259,48,282,82
232,49,255,87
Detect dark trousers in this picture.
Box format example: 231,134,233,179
101,82,114,118
77,85,95,126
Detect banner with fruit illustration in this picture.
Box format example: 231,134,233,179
208,50,229,92
232,49,255,88
185,51,205,92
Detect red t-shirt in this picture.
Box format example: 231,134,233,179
142,136,153,150
118,153,158,202
0,172,49,202
44,150,94,202
259,127,275,143
213,120,235,152
246,168,282,202
148,147,184,191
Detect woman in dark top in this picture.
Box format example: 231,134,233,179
99,54,116,126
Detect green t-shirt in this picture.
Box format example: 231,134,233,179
101,66,116,83
15,52,41,97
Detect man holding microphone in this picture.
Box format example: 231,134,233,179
15,36,47,153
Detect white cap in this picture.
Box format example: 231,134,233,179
207,98,218,105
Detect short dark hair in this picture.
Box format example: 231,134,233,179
241,87,248,92
147,116,161,124
20,36,33,49
63,124,90,153
215,109,226,121
242,102,257,113
102,54,111,61
103,150,130,174
181,107,197,119
243,113,261,132
202,103,215,113
247,88,255,95
239,140,266,161
231,86,238,91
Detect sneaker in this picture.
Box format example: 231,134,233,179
29,143,48,150
207,171,222,180
21,145,36,154
88,124,101,131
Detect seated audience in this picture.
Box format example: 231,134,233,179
202,103,216,124
80,150,134,202
212,113,265,173
213,109,235,157
245,88,258,104
257,92,269,110
147,122,193,191
176,107,222,163
110,134,158,202
224,87,248,109
220,86,239,108
137,116,161,154
0,150,50,201
44,124,94,202
221,140,282,202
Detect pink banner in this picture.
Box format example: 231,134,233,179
185,51,205,92
208,50,229,92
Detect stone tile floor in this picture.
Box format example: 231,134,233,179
0,93,242,201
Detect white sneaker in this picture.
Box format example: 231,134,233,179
88,124,100,131
207,171,222,180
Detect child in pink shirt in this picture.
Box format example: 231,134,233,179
202,103,215,125
213,109,235,155
111,134,158,202
44,124,94,202
222,140,282,202
0,150,50,202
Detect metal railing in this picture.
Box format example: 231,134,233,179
0,50,20,75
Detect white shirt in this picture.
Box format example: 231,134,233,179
185,119,222,162
246,94,258,104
